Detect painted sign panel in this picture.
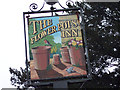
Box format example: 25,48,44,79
28,14,87,80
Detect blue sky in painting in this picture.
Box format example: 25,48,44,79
35,16,61,44
52,31,61,43
50,16,61,44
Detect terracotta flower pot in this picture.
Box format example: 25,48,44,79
53,54,61,65
60,47,71,63
32,46,51,70
68,46,86,66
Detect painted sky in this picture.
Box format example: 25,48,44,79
35,16,61,43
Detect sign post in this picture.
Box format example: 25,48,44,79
23,0,92,88
53,81,68,89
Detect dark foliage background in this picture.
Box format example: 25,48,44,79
72,2,120,88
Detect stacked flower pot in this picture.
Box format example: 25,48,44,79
61,38,86,67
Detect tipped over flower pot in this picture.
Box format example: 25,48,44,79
32,46,51,70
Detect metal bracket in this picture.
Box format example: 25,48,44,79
29,0,76,12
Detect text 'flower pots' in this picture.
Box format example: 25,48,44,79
32,46,51,70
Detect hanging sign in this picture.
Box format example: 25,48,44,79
28,14,88,80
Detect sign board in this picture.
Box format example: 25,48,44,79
25,14,90,81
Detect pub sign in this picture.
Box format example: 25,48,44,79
27,14,89,80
